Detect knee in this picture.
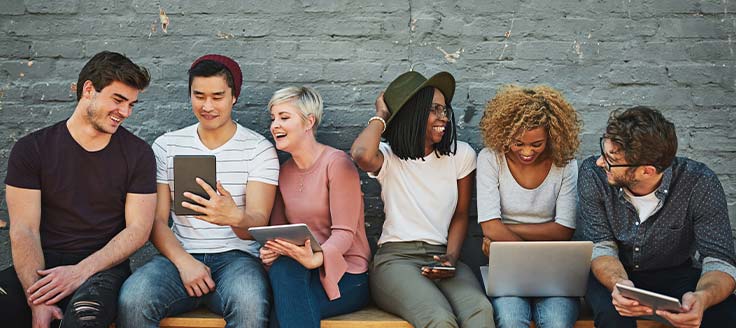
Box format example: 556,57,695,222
63,300,108,328
417,307,458,328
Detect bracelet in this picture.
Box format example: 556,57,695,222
368,116,387,133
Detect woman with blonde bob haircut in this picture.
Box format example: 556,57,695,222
261,86,371,328
477,85,582,328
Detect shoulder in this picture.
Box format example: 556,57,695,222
671,157,720,187
153,124,197,147
115,126,149,147
579,156,599,174
560,158,579,176
235,123,271,145
454,141,476,162
325,147,357,172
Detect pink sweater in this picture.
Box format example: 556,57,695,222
270,146,371,300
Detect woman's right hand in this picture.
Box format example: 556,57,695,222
482,236,492,257
375,92,390,120
259,246,280,266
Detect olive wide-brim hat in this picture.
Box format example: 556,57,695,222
383,71,456,124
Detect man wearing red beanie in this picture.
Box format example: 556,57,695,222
118,54,278,328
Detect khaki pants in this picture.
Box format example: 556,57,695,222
369,241,495,328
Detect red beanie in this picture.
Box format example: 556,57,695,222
190,54,243,102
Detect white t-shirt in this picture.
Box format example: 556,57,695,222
370,141,477,245
476,148,577,228
152,123,279,256
623,188,662,223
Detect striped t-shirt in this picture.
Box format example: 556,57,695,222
153,123,279,256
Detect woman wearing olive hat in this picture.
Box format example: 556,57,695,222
351,71,494,327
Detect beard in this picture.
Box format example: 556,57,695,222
85,95,114,134
607,167,639,189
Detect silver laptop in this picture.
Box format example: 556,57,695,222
480,241,593,297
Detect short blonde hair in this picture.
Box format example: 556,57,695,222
268,86,323,133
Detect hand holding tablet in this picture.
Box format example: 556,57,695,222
615,283,684,313
249,223,322,252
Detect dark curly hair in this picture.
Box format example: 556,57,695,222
479,85,581,167
604,106,677,172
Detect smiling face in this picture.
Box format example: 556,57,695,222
83,80,140,135
270,99,312,152
508,126,548,166
190,75,235,131
423,88,449,153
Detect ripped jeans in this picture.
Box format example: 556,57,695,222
0,251,130,328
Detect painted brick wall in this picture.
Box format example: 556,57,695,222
1,0,735,269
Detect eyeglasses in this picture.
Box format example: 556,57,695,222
599,137,654,171
429,103,450,120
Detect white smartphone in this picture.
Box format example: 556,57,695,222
615,283,684,313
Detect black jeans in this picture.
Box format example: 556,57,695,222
0,251,130,328
585,261,736,328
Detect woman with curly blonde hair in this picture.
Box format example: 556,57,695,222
476,85,581,328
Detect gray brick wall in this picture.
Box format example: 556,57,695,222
1,0,735,270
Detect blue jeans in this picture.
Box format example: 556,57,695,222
268,257,369,328
490,296,579,328
117,251,270,328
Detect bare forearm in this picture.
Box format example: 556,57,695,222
150,219,193,267
231,210,269,239
445,214,468,260
10,229,44,296
77,224,150,276
591,256,629,291
695,271,736,309
480,219,523,241
506,222,574,241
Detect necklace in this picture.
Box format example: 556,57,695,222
298,174,305,192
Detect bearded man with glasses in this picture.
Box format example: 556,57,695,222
578,106,736,328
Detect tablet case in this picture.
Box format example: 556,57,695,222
173,155,216,216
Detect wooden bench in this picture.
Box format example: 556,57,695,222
152,305,669,328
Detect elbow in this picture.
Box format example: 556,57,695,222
350,146,371,171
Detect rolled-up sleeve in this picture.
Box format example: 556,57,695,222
689,170,736,289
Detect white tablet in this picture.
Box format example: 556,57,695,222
248,223,322,252
615,283,684,313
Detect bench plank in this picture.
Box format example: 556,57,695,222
152,305,669,328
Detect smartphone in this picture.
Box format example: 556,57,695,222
615,283,684,313
422,266,456,271
173,155,216,215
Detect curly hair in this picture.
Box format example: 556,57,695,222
479,85,581,167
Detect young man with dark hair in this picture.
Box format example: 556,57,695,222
0,51,155,328
579,106,736,327
118,54,278,328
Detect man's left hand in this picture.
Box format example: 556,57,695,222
182,179,242,226
657,291,705,328
27,265,89,305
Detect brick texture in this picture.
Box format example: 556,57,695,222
1,0,735,269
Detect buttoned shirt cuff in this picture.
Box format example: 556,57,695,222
702,257,736,295
592,241,619,260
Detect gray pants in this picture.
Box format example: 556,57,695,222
369,241,495,328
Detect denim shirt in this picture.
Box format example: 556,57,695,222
577,156,736,285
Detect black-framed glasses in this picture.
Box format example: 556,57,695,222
599,137,654,171
429,103,449,120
